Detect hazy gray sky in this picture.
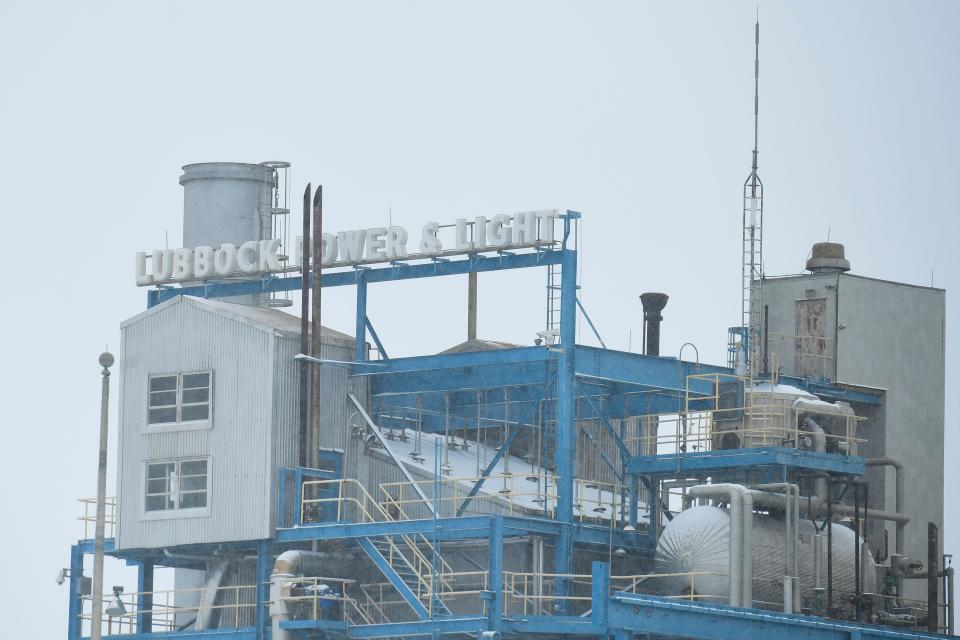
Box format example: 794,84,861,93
1,2,957,635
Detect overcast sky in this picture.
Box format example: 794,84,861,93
1,1,957,636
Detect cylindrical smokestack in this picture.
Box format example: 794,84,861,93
640,292,669,357
180,162,275,306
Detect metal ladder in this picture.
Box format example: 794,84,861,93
546,263,562,333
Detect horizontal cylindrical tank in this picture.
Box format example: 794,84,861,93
655,505,858,608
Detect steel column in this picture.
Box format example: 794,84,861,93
355,275,367,363
591,561,610,627
137,561,154,634
256,541,270,640
488,516,504,632
68,544,83,640
553,233,578,606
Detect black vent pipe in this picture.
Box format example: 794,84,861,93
640,293,669,356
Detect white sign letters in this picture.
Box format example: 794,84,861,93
136,211,559,286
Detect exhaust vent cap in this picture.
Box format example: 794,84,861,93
806,242,851,273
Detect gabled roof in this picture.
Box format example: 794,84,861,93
121,295,354,343
438,338,521,354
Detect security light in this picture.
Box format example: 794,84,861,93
106,586,127,617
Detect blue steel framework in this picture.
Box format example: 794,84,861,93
67,211,946,639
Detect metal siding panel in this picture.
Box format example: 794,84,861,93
117,300,275,549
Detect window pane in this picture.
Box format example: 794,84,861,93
149,407,177,424
181,460,207,476
146,494,174,511
146,478,170,494
181,404,209,421
182,373,210,389
181,476,206,491
150,376,177,392
179,492,207,509
149,390,177,407
147,463,175,480
182,388,209,404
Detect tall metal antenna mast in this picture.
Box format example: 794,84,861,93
740,15,764,377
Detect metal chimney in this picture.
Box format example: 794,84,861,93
640,292,669,357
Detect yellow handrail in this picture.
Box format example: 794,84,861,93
77,497,116,539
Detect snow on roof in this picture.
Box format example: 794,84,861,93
374,426,648,524
748,381,817,397
122,295,354,342
438,338,522,354
748,381,840,409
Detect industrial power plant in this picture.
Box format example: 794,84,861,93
63,25,951,640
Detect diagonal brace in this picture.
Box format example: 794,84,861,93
576,380,631,463
456,370,558,517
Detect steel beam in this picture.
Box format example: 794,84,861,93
149,249,565,306
608,592,946,640
627,448,866,476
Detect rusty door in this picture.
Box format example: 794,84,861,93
795,298,827,378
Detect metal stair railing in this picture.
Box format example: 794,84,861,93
302,478,453,614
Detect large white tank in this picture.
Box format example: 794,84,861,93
180,162,274,248
655,505,859,608
179,162,276,306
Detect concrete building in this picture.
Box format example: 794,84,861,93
759,242,946,599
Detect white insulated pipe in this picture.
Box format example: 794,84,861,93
195,559,230,630
740,489,754,607
865,457,905,556
270,550,329,640
686,484,754,607
754,483,801,613
801,417,828,500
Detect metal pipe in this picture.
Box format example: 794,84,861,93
639,293,668,357
930,522,940,633
865,457,905,555
854,482,861,620
748,489,909,524
299,184,311,468
309,186,323,470
468,271,477,341
270,550,329,640
827,480,834,611
946,565,954,636
195,560,230,630
801,417,827,500
740,488,754,607
753,483,800,613
686,484,745,607
90,352,114,640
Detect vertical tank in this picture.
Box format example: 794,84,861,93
179,162,275,306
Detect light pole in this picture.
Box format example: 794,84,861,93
90,351,113,640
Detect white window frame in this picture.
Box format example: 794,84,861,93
146,370,213,429
143,458,211,518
